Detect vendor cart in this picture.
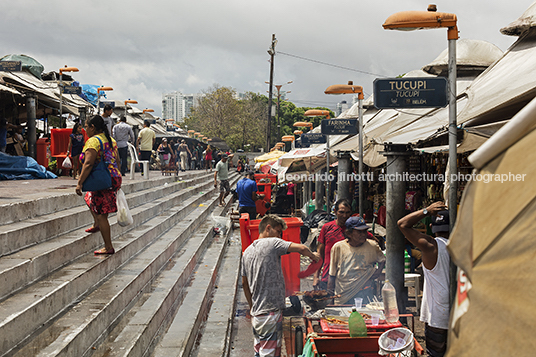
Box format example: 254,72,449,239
292,308,424,357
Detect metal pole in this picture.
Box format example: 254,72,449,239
26,94,37,159
97,93,100,115
315,168,325,210
358,96,364,217
448,37,458,307
326,135,330,212
337,152,352,201
383,144,411,314
79,106,87,126
266,34,276,152
59,73,63,128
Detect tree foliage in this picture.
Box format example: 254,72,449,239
184,84,335,151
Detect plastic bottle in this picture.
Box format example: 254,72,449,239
404,251,411,273
382,280,399,323
348,307,367,337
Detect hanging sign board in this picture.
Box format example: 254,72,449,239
321,119,358,135
294,139,309,148
0,61,22,72
373,77,448,109
63,86,82,95
301,132,326,145
99,101,115,108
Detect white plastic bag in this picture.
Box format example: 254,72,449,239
62,156,73,169
117,189,133,226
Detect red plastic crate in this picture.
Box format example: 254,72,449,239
239,214,303,296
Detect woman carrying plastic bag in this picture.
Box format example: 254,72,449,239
116,189,133,226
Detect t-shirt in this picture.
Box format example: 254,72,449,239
241,238,291,316
237,177,258,207
215,160,229,181
421,237,450,329
81,133,121,177
138,127,155,151
102,116,114,136
329,239,385,304
318,220,346,282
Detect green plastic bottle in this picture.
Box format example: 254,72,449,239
348,308,367,337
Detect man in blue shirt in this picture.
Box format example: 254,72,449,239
236,171,263,220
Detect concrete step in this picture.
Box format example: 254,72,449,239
190,230,242,357
1,172,239,357
0,171,214,258
151,217,233,357
92,214,231,356
0,173,216,301
0,171,206,226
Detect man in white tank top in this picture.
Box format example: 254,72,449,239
398,202,450,357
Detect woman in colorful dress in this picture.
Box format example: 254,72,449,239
75,115,122,255
67,122,85,179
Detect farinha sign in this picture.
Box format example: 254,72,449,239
373,77,448,109
321,119,358,135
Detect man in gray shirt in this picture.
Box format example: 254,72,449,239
112,115,135,176
214,153,232,206
242,215,320,357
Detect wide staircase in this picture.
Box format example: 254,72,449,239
0,170,243,357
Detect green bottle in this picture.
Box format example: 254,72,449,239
348,308,367,337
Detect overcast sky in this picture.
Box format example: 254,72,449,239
0,0,530,117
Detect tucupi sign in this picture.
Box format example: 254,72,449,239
373,77,448,109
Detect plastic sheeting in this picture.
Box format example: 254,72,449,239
0,54,44,79
0,152,57,180
446,98,536,357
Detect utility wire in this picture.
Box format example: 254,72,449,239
277,51,389,78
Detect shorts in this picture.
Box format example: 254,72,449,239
251,310,283,357
219,179,230,193
239,206,257,220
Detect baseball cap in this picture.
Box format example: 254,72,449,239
162,138,167,142
345,216,369,231
221,153,228,158
431,210,450,233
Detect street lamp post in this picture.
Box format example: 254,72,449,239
96,86,113,115
383,5,459,305
58,66,79,127
304,109,331,210
124,99,138,117
143,109,154,114
383,4,458,228
274,81,293,140
325,82,365,216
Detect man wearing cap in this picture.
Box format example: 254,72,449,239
328,216,386,304
214,153,233,206
236,171,264,220
398,201,450,357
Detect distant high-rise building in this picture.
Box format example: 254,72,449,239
336,100,349,116
162,91,203,123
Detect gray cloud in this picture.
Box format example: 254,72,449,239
0,0,527,116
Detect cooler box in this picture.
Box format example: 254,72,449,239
50,128,89,172
239,214,303,296
255,182,273,216
254,173,277,184
36,138,49,168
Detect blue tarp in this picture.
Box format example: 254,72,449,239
0,152,57,180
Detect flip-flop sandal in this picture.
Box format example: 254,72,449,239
85,226,100,233
94,248,115,255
